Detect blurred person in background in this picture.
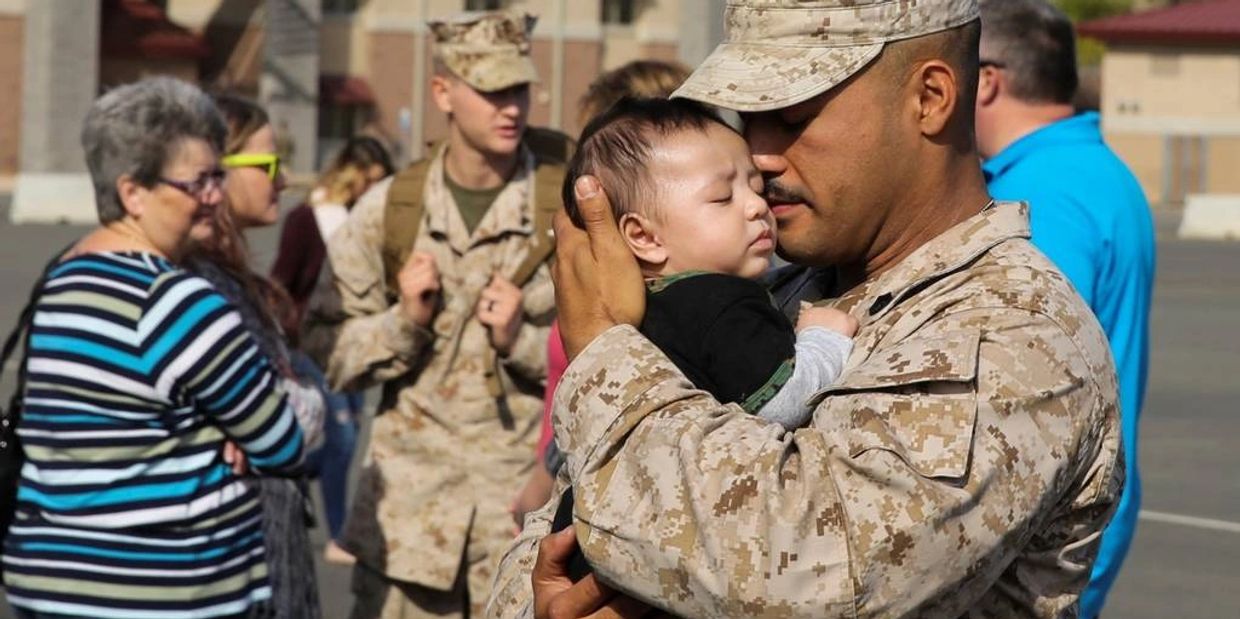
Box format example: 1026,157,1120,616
270,135,395,566
507,58,691,531
975,2,1156,616
1,77,304,619
302,10,568,618
189,92,327,619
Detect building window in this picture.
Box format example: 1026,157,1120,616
602,0,636,25
322,0,359,14
465,0,504,10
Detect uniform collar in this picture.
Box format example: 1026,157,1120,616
832,201,1031,324
982,111,1102,182
425,144,537,253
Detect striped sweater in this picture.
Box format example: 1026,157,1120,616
2,252,304,618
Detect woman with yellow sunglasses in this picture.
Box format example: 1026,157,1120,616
220,126,285,226
189,92,325,619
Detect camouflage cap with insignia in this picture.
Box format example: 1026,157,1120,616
429,10,540,92
674,0,979,112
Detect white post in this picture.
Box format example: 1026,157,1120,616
10,0,101,224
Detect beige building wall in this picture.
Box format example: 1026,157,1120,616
1102,47,1240,126
1104,132,1165,202
1100,45,1240,204
1206,137,1240,194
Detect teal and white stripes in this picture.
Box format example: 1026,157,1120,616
3,251,304,618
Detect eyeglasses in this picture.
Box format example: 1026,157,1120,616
159,169,227,199
221,153,282,181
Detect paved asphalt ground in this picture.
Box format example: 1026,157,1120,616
0,200,1234,618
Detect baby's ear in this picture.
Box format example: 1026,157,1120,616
619,212,667,267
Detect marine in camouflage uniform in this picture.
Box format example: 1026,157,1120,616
487,1,1124,617
302,11,558,619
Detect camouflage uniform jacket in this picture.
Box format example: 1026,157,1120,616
304,145,553,590
487,202,1123,618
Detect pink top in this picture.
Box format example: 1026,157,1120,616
537,320,569,461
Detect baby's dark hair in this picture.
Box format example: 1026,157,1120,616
562,97,735,228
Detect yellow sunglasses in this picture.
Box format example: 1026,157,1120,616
221,153,281,181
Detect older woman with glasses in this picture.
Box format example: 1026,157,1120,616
1,77,304,619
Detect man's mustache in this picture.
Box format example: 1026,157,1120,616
763,180,808,205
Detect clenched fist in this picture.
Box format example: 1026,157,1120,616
477,274,524,357
398,251,441,327
796,303,859,338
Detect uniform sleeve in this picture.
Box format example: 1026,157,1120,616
301,179,436,392
487,468,566,619
157,276,304,474
532,308,1120,618
500,261,555,382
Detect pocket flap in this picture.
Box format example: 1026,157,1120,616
820,330,981,396
812,330,982,480
845,391,977,479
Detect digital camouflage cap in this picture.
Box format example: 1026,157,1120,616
674,0,980,112
429,11,540,93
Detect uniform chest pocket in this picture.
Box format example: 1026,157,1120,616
813,331,981,480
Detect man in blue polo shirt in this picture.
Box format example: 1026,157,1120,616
976,1,1156,616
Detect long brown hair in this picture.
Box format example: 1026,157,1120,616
198,92,296,337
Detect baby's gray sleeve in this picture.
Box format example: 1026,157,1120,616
756,327,853,430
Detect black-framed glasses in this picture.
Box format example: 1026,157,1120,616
980,59,1007,69
159,169,227,199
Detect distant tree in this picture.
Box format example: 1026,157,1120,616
1054,0,1134,66
1054,0,1133,21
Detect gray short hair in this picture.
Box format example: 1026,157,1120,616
979,0,1078,105
81,77,226,224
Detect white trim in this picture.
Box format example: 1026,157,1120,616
1103,114,1240,137
10,173,97,224
1140,509,1240,534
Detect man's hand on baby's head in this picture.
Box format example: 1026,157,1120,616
797,303,859,338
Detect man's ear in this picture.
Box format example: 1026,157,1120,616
977,65,1001,108
619,212,667,268
914,59,959,138
431,74,454,115
115,174,145,219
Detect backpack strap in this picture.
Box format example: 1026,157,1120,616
485,129,574,401
379,131,573,402
2,244,75,428
381,144,443,297
506,128,574,287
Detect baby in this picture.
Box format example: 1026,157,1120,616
552,97,858,579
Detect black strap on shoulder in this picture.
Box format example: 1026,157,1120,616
2,244,77,418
